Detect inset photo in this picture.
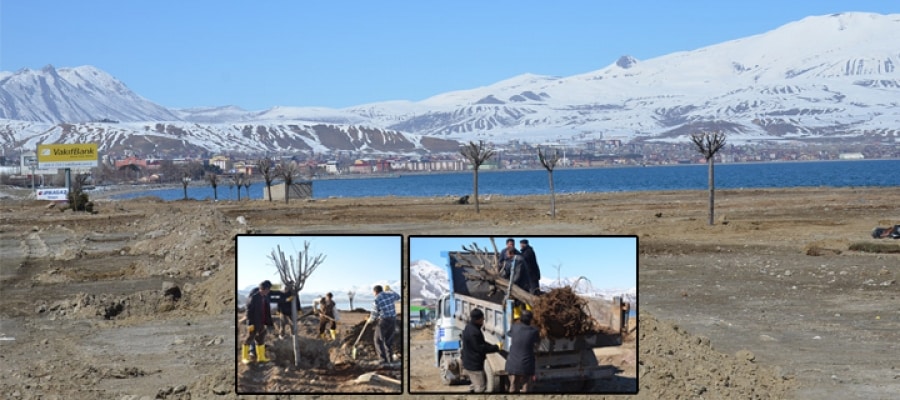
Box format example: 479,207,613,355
409,236,637,394
235,234,402,395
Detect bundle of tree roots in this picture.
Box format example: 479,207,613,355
532,287,595,338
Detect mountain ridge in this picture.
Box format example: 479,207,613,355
2,12,898,154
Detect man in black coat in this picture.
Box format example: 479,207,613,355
519,239,541,294
461,308,500,393
242,280,275,364
504,310,541,393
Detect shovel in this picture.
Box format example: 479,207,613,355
351,318,372,360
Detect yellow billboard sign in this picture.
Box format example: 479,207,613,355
37,143,99,169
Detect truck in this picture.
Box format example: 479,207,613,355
434,251,630,392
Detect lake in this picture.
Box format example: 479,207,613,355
109,159,900,201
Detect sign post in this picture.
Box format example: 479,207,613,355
36,144,98,200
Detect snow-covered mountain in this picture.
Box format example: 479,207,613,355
3,12,898,153
237,280,400,310
0,65,180,123
410,259,450,304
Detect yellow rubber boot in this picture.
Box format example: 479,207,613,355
330,329,337,341
256,345,270,363
513,305,521,320
241,344,252,364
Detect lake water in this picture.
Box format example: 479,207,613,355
109,160,900,201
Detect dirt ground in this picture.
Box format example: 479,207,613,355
1,185,898,399
236,310,401,394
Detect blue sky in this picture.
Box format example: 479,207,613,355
2,1,896,110
236,235,402,293
409,236,637,290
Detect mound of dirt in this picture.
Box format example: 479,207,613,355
36,286,181,321
340,317,403,360
634,313,797,399
532,287,595,338
268,336,333,370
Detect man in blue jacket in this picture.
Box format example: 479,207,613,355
461,308,501,392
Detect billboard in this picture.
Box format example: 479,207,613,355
37,143,98,169
35,188,69,201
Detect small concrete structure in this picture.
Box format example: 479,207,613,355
263,181,312,201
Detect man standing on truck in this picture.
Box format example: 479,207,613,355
519,239,541,294
505,310,541,393
497,238,520,266
461,308,501,393
368,284,400,365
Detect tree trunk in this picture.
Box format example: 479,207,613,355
266,182,272,202
284,182,290,204
548,170,556,219
213,186,218,200
707,156,715,226
473,168,480,213
291,293,300,367
182,185,188,200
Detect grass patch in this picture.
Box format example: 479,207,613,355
849,242,900,254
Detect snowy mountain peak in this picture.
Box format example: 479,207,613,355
410,259,450,303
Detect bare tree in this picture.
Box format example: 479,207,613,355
276,160,299,204
207,173,219,200
269,241,326,367
691,131,727,225
181,171,191,200
538,146,561,219
242,175,252,200
347,290,356,311
553,263,562,286
232,173,245,201
256,158,276,202
459,140,496,213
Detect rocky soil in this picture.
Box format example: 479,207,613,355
1,185,898,399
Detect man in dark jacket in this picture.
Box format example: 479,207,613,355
497,238,520,266
461,308,500,392
318,292,337,341
504,310,541,393
501,247,530,294
519,239,541,294
242,280,275,364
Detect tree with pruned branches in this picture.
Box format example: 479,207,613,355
691,131,727,225
269,241,326,367
256,158,276,202
538,146,561,219
242,175,252,200
347,290,356,311
459,140,496,213
276,160,299,204
207,173,219,200
232,173,245,201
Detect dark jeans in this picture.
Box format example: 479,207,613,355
244,325,267,345
373,317,395,363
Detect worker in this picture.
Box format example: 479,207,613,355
368,284,400,365
461,308,501,393
242,280,275,364
497,238,520,266
505,310,541,393
318,292,337,341
519,239,542,294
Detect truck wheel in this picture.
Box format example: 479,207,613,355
439,356,458,385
